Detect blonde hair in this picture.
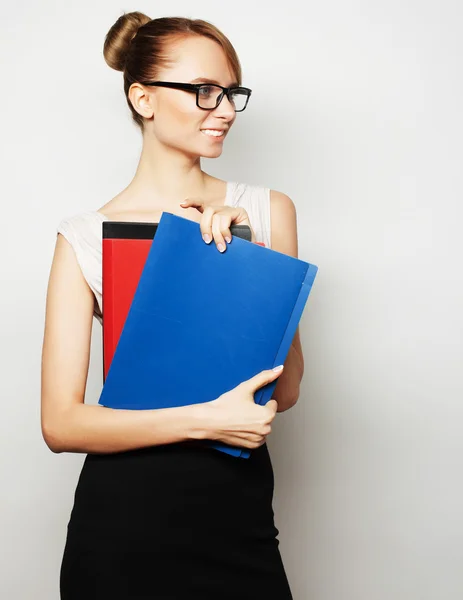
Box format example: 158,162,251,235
103,12,243,131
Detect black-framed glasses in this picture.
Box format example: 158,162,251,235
138,80,252,112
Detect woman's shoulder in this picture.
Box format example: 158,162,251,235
54,211,103,321
231,181,295,216
57,209,103,229
228,179,270,206
56,210,104,245
230,179,270,193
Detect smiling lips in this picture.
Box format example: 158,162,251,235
201,128,226,138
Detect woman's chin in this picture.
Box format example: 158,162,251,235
200,146,224,158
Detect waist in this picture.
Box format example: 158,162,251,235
67,441,276,546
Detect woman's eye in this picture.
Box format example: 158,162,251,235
199,86,212,96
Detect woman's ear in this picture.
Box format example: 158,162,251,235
129,83,155,119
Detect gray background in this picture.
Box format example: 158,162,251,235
1,0,462,598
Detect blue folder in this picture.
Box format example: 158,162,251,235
98,212,318,458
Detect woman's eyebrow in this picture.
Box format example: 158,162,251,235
190,77,240,87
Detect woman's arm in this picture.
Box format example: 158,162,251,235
272,328,304,412
268,190,305,412
41,234,206,454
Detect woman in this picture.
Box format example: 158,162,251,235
41,11,304,599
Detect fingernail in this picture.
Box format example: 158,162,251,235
272,365,284,372
218,243,225,252
203,234,211,243
225,236,231,244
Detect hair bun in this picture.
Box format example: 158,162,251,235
103,11,151,72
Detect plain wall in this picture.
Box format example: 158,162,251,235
1,1,462,598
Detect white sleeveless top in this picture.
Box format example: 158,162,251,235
56,181,272,324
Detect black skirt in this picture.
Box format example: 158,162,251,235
60,440,293,599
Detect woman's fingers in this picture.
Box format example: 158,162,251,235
180,199,205,213
200,206,222,249
211,214,232,252
180,200,216,245
180,200,250,252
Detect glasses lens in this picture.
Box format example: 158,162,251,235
228,88,249,111
198,85,249,111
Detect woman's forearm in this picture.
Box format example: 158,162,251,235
43,401,208,454
273,342,304,412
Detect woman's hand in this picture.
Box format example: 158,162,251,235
179,199,256,250
192,366,284,449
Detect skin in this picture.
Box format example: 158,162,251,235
41,35,303,455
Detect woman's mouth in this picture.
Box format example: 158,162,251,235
201,129,225,140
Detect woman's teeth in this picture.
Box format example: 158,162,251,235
201,129,224,137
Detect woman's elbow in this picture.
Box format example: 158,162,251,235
276,388,300,413
41,415,67,453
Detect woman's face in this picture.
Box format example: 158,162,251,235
140,36,239,158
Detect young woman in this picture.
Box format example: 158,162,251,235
41,12,304,599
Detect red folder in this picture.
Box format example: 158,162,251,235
102,220,264,381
